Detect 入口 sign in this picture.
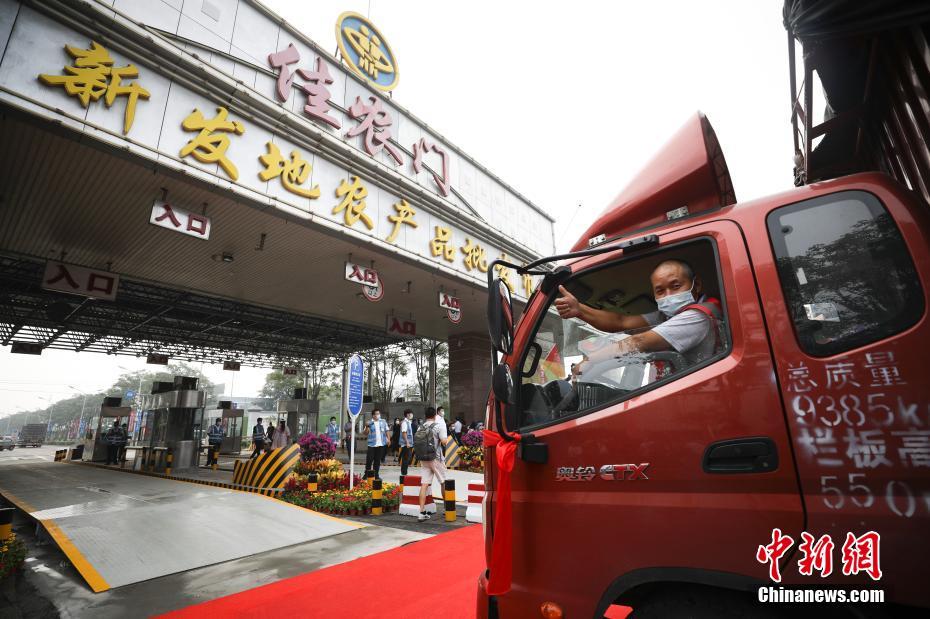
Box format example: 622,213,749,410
439,291,461,323
147,353,169,365
42,261,120,301
150,200,211,240
223,360,241,371
283,367,298,376
344,261,380,287
386,316,416,338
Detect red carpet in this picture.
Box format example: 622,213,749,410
158,525,484,619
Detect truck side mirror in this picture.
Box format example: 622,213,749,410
492,363,515,405
487,278,514,355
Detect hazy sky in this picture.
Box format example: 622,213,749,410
0,0,798,416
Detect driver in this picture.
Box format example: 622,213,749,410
555,259,721,374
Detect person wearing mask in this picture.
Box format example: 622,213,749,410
363,409,390,479
399,409,415,476
325,417,339,445
556,260,721,373
207,418,224,466
250,418,265,459
272,419,290,449
417,406,452,522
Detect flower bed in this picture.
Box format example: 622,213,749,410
458,430,485,472
297,431,336,461
280,477,402,516
0,533,26,580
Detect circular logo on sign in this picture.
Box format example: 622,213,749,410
363,281,384,302
447,308,461,324
336,12,399,92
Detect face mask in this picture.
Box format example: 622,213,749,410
373,415,380,421
656,282,695,317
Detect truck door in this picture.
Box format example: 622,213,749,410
745,185,929,603
500,220,803,617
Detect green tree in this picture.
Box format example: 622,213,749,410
259,369,304,402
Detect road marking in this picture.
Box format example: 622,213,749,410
0,484,111,593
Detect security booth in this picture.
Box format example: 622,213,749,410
134,376,205,472
86,397,130,462
203,401,244,454
275,388,318,443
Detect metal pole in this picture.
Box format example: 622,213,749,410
76,394,87,441
428,340,438,408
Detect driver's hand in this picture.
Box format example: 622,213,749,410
555,286,582,319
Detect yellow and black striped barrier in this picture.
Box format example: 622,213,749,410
372,478,383,516
165,449,173,476
0,507,13,540
444,479,456,522
232,444,300,491
306,473,318,493
444,441,461,469
54,449,67,462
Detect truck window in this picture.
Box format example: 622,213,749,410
517,239,728,429
767,190,923,357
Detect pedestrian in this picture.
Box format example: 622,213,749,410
325,416,339,445
390,417,401,461
250,418,265,459
207,418,224,466
272,419,290,449
265,419,276,453
453,415,463,444
363,408,390,479
399,409,414,477
104,420,121,465
415,406,451,522
342,418,353,451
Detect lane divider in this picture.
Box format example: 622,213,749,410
399,474,433,517
444,479,456,522
466,481,485,523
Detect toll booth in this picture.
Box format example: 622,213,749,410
86,397,130,462
136,376,206,472
275,388,318,443
204,401,244,454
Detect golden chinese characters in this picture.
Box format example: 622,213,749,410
386,199,418,243
431,226,455,262
258,142,320,198
38,41,150,134
334,176,373,229
179,107,245,181
461,238,488,273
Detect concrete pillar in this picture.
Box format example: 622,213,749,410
447,332,492,427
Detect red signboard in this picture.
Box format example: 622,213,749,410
386,316,416,338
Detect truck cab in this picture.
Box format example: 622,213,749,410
479,114,929,618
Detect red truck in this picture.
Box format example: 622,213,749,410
478,108,929,617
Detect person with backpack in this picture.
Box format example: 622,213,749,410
414,406,451,522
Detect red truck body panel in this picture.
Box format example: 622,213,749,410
480,172,930,616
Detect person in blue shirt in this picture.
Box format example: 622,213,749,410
325,416,339,444
363,408,390,479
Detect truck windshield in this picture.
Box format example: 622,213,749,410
517,240,727,429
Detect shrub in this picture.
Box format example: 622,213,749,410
461,430,484,448
0,533,26,579
297,432,336,461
